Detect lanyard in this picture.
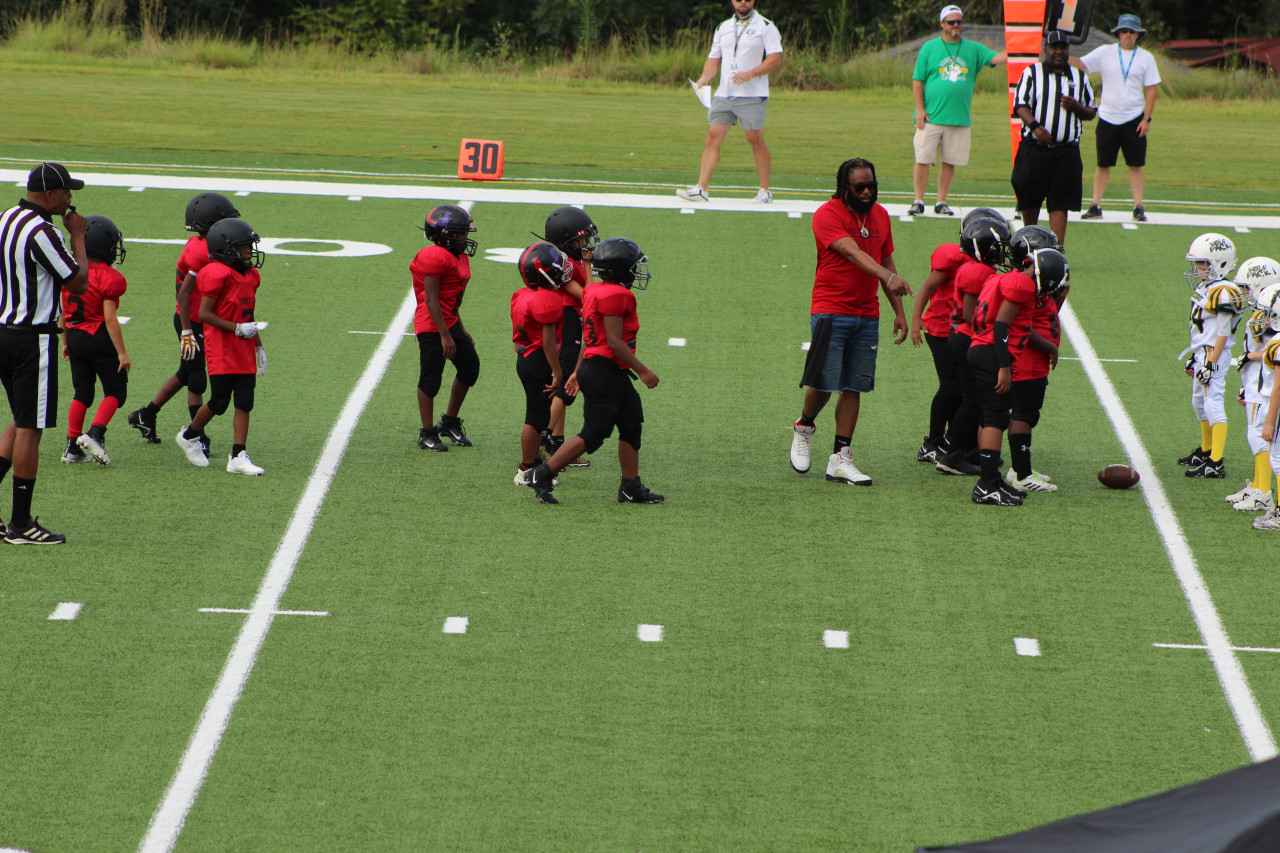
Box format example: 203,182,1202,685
1117,45,1135,83
732,12,753,62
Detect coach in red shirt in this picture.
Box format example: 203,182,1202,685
788,158,913,486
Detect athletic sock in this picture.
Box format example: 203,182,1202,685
979,448,999,483
0,456,12,485
93,397,120,427
833,435,851,454
68,399,88,437
232,444,246,457
1210,422,1228,462
798,414,816,428
1009,432,1033,479
1200,420,1213,453
189,404,201,421
1255,451,1273,494
11,476,34,527
143,402,161,418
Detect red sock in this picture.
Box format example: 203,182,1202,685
68,399,88,438
93,397,120,428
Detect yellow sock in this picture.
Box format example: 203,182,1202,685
1255,451,1273,494
1200,420,1213,451
1210,422,1228,462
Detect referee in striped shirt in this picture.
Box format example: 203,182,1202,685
0,163,90,544
1011,31,1096,247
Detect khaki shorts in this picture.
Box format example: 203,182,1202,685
913,123,971,166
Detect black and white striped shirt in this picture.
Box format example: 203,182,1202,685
1014,62,1095,144
0,200,79,326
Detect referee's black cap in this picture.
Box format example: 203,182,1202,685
27,162,85,192
1044,30,1071,46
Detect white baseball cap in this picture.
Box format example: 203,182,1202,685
939,5,963,21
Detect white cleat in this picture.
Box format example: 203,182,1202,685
752,188,773,204
790,420,815,473
675,186,710,202
76,432,111,466
825,450,872,486
1225,480,1253,503
227,450,265,475
1006,469,1057,492
1252,506,1280,530
176,429,210,467
1232,487,1272,512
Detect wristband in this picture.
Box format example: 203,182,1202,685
1143,116,1152,122
1026,120,1041,132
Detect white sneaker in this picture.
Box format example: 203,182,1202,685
227,450,265,476
176,429,210,467
825,449,872,485
1225,480,1253,503
1006,468,1057,492
76,432,111,466
676,186,710,202
1232,487,1272,511
514,466,556,486
752,188,773,204
1253,506,1280,530
790,419,815,473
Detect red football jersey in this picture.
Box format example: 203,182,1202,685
951,261,998,338
557,257,589,313
197,261,261,375
411,245,471,334
1014,296,1063,381
810,199,894,318
970,270,1037,350
922,243,968,338
63,261,127,336
175,235,212,323
511,286,564,358
582,282,639,368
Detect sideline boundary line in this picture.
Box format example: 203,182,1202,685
137,287,418,853
1060,303,1277,762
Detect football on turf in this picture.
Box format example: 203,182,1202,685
1098,464,1140,489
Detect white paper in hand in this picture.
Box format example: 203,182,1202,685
688,78,712,109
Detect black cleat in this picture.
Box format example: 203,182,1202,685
972,480,1022,506
127,408,161,443
1178,447,1208,467
5,517,66,545
531,462,558,504
917,436,941,464
1186,458,1225,479
436,416,472,447
417,427,448,452
936,450,981,476
997,479,1027,500
618,478,664,504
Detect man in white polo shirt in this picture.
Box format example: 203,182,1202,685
677,0,783,204
1073,13,1161,222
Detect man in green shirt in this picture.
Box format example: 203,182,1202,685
910,5,1007,216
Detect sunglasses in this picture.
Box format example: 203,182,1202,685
1116,28,1135,34
848,181,878,193
943,19,963,25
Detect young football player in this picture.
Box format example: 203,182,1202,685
1179,233,1243,479
933,214,1011,476
1253,284,1280,529
511,242,569,486
541,206,598,467
909,225,970,465
1227,260,1280,511
60,215,130,467
174,218,268,475
529,238,663,505
128,192,239,455
411,204,479,452
1006,275,1068,493
967,246,1069,506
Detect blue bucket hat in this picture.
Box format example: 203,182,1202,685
1111,14,1146,34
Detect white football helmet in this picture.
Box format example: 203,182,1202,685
1185,233,1236,288
1234,256,1280,305
1257,283,1280,334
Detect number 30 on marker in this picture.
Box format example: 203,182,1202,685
457,138,504,181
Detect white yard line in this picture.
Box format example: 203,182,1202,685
1060,303,1277,762
138,287,418,853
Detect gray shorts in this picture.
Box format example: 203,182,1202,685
709,97,767,131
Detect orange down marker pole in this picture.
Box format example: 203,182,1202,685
1003,0,1047,164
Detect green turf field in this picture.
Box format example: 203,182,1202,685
2,71,1280,851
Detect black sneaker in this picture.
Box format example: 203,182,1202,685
917,437,941,463
417,427,448,452
1186,458,1225,479
1178,447,1208,467
936,450,981,476
5,517,66,545
436,416,472,447
907,201,925,216
1132,205,1147,222
61,437,90,464
972,480,1022,506
934,202,954,216
531,462,558,504
618,478,664,504
1082,204,1103,220
127,408,161,444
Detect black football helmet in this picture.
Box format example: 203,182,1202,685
1007,225,1061,270
543,207,599,261
960,216,1010,267
84,215,126,265
1029,248,1069,297
591,238,650,290
519,241,572,290
422,204,478,257
206,218,265,270
184,192,240,234
961,207,1005,231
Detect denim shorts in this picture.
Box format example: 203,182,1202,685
804,314,878,393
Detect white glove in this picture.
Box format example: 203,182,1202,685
255,346,267,376
1194,359,1216,386
235,321,259,339
180,329,200,360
